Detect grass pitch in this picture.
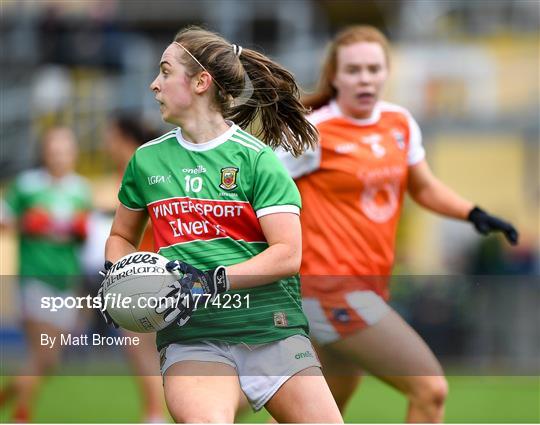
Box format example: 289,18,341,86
1,375,538,423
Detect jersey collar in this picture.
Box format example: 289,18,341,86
37,168,78,187
330,99,381,126
175,121,238,152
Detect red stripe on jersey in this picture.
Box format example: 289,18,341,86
148,197,265,249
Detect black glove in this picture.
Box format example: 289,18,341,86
153,261,229,327
165,261,230,298
154,277,196,327
467,206,519,245
97,260,118,328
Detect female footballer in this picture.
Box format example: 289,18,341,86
0,127,92,422
101,26,342,423
278,26,518,422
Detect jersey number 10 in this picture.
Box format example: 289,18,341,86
184,176,203,193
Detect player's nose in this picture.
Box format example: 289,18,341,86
358,70,373,85
149,76,160,92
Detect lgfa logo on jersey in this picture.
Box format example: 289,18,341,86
147,173,172,185
219,167,239,191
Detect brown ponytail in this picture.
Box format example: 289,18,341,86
303,25,391,110
173,26,317,156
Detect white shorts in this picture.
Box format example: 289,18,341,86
20,279,78,331
160,334,320,411
303,290,391,345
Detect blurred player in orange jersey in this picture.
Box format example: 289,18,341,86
0,127,92,422
103,114,166,423
278,26,518,422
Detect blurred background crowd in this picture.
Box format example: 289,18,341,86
0,0,538,383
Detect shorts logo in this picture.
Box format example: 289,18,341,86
273,312,288,327
219,167,239,191
332,308,350,323
295,350,314,360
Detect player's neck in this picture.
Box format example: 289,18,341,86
334,98,377,121
178,110,230,145
46,168,71,180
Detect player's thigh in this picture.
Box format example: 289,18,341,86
315,341,362,406
328,308,444,383
163,361,240,423
23,319,62,370
20,280,78,332
265,366,343,423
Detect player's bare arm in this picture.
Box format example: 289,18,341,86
407,159,473,219
225,211,302,289
407,160,517,244
105,204,149,263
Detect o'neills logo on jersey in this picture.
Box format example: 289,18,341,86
182,165,207,174
219,167,239,191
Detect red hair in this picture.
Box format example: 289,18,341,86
303,26,390,110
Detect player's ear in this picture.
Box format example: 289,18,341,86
194,71,213,94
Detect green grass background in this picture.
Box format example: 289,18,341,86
1,375,538,423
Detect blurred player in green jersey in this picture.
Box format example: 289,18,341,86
0,127,92,422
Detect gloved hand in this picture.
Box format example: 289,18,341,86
97,261,118,328
467,206,519,245
165,261,230,298
21,207,52,236
151,262,229,328
154,277,196,327
70,211,89,240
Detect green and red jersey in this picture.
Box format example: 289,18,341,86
3,169,92,290
118,123,308,347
